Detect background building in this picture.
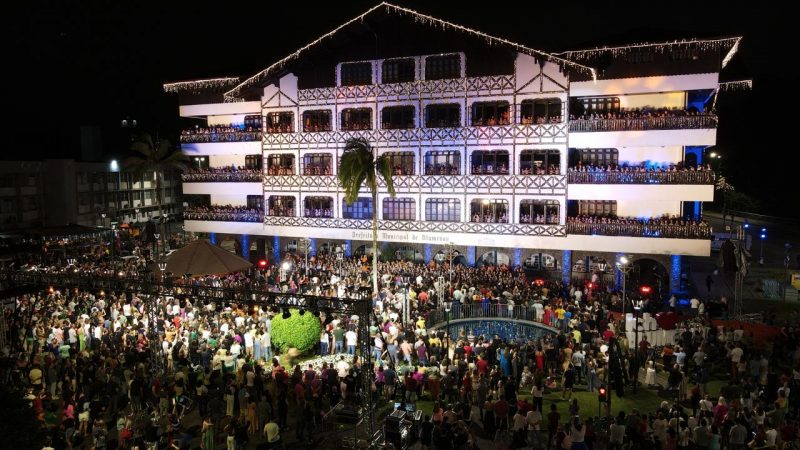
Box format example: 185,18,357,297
167,4,740,296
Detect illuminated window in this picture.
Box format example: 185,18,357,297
341,108,372,131
302,110,332,132
266,154,295,176
424,151,460,175
304,196,333,218
520,150,560,175
383,198,416,221
268,196,294,217
425,199,460,222
470,199,509,223
519,200,560,224
384,152,415,176
342,197,373,220
520,99,562,124
301,153,332,176
266,112,293,133
471,150,509,175
471,102,510,126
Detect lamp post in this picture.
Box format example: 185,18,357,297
158,261,167,282
632,306,643,393
759,228,767,266
444,300,452,349
335,245,343,278
446,242,455,299
154,233,160,259
616,255,633,331
299,238,310,278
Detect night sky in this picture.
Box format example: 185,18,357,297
8,1,796,217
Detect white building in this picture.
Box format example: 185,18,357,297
166,3,741,295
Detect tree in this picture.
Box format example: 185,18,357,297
338,138,396,294
271,309,322,354
126,133,188,256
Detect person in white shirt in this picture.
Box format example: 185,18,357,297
336,356,350,378
526,408,542,446
345,329,357,355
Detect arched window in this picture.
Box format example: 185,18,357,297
519,200,560,224
383,198,415,221
520,99,562,124
303,197,333,218
268,196,295,217
471,150,509,175
470,199,508,223
520,150,560,175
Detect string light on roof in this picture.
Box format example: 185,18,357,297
163,76,241,94
223,1,595,102
555,37,742,65
718,80,752,92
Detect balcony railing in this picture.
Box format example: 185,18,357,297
183,207,263,222
180,130,262,143
569,114,717,132
567,220,711,239
182,170,262,183
426,303,558,329
567,170,715,184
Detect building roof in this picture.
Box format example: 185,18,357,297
221,2,596,101
162,76,242,95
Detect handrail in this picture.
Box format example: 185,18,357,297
426,303,555,329
567,221,712,239
567,170,715,185
569,115,717,132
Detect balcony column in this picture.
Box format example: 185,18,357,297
514,248,522,268
345,240,352,258
309,238,316,256
424,244,433,264
467,246,476,267
561,250,572,284
670,255,682,294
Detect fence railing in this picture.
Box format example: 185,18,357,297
182,171,262,182
426,303,557,329
567,170,715,185
183,210,263,222
179,130,262,143
569,115,717,132
566,222,712,239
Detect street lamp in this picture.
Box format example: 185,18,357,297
334,245,344,278
154,233,161,259
759,228,767,266
616,255,633,331
632,306,643,393
280,261,290,283
446,242,455,299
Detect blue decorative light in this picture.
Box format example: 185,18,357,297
562,250,572,284
273,236,280,262
615,252,624,287
209,233,217,245
345,240,352,257
309,238,316,255
467,246,476,266
514,248,522,267
424,244,433,264
670,255,682,293
241,234,249,258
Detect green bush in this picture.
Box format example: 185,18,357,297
270,309,321,354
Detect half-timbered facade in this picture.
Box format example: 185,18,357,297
167,3,740,294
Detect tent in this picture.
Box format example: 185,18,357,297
165,240,252,276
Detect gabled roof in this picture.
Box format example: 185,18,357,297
223,2,596,101
163,77,241,94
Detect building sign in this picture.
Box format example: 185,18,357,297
351,230,451,243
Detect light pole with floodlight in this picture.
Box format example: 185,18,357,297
759,228,767,266
616,255,633,331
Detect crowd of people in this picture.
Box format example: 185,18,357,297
266,166,295,176
183,206,264,223
425,163,461,176
2,241,798,450
567,216,713,240
569,108,717,132
180,126,262,143
182,168,263,183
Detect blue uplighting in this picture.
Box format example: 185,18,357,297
562,250,572,284
514,248,522,267
241,234,249,258
345,240,352,257
467,246,476,266
309,238,316,255
273,236,280,262
424,244,433,263
670,254,682,293
209,233,217,245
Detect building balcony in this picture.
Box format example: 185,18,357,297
182,169,262,183
569,114,717,132
179,129,262,143
567,169,715,185
262,123,568,148
262,174,567,195
566,218,711,239
183,207,263,223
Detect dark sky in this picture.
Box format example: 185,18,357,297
7,1,795,216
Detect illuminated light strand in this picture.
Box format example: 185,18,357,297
223,1,595,102
718,80,752,92
163,76,241,93
555,36,742,62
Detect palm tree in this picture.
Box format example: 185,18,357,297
126,133,188,256
338,137,396,294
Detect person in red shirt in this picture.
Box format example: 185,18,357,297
602,328,615,342
476,356,489,375
494,397,510,430
463,343,473,361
